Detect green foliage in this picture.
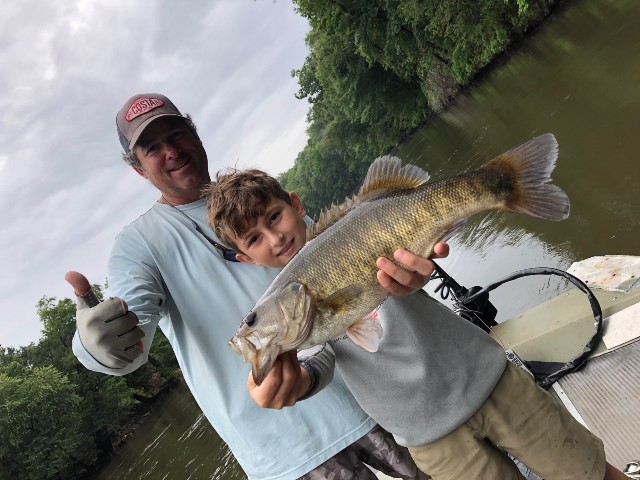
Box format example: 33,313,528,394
0,285,180,479
287,0,557,214
0,367,91,479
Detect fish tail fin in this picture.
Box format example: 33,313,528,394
482,133,570,221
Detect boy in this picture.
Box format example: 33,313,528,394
206,168,625,480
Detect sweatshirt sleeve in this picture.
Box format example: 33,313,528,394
297,343,336,400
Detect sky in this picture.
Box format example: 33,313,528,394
0,0,311,348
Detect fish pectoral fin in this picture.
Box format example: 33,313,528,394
347,316,384,352
320,285,365,314
440,219,468,243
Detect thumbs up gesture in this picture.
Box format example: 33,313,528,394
65,271,145,369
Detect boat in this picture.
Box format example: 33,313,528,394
378,254,640,479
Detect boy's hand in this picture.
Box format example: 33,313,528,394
247,350,311,409
376,241,449,296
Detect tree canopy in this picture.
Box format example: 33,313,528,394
281,0,557,215
0,285,180,480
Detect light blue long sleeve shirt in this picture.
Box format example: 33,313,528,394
72,199,375,480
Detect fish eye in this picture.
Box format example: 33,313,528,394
244,311,256,327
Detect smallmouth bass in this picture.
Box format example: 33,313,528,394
230,134,570,385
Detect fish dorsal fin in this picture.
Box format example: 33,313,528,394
358,155,430,199
306,156,429,241
306,195,357,241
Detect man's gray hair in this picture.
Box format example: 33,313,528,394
122,114,198,167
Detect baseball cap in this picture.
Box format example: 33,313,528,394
116,93,185,153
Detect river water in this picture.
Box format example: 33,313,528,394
95,0,640,478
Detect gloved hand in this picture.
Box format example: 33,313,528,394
65,271,145,369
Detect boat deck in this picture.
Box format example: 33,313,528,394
492,255,640,471
556,338,640,469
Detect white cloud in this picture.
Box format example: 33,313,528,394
0,0,311,347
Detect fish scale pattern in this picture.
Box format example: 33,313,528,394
233,134,570,384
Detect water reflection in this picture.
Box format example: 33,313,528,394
95,385,245,479
396,0,640,319
426,217,573,324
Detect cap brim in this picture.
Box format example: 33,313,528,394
128,113,184,151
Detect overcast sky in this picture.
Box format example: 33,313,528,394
0,0,311,348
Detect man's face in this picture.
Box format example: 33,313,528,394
132,117,209,204
233,192,308,269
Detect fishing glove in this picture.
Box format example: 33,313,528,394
75,289,145,369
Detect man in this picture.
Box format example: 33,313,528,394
68,93,447,480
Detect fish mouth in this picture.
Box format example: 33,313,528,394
228,331,263,363
228,334,282,386
228,337,246,356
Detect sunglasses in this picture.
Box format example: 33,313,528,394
193,224,240,262
162,196,240,262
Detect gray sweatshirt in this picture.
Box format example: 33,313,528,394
312,290,507,447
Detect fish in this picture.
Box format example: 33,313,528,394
229,133,570,385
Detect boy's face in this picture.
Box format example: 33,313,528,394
233,192,308,268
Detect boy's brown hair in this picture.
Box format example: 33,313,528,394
204,168,292,251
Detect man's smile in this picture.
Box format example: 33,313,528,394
169,157,190,172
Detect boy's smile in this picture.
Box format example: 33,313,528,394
234,192,308,268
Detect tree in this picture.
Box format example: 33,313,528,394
0,367,92,479
287,20,433,213
0,285,181,478
286,0,557,212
